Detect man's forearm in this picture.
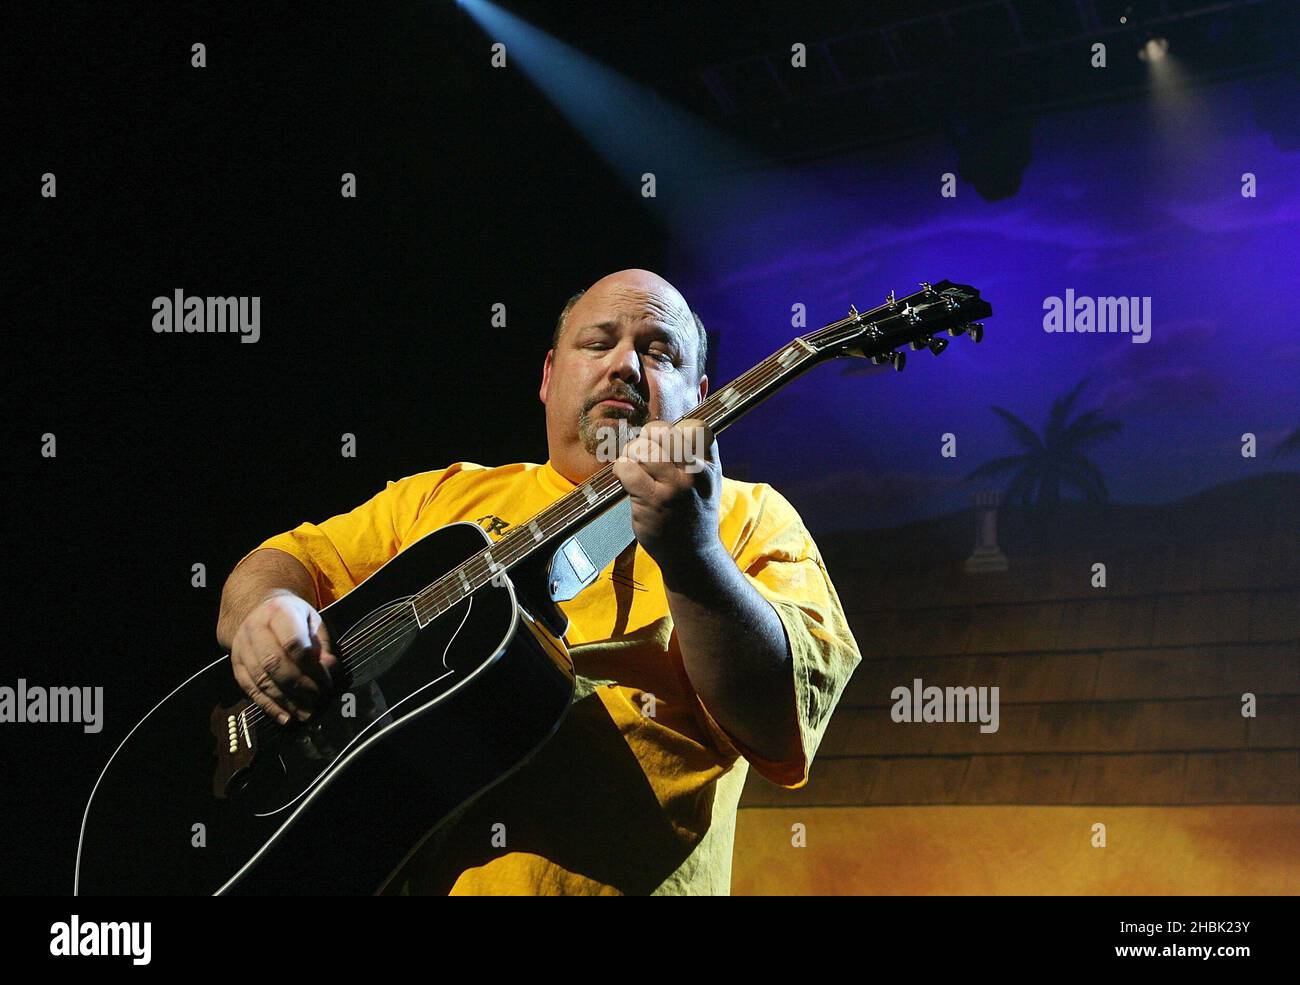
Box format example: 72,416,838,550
662,541,802,766
216,548,318,649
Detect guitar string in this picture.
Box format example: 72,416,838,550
235,307,911,732
236,343,809,732
288,331,834,685
235,306,922,732
237,296,967,730
235,341,818,733
353,309,890,636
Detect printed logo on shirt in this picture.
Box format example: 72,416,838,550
475,514,511,538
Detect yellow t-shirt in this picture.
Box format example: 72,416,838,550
242,460,862,895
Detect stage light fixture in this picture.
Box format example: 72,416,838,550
1138,37,1169,63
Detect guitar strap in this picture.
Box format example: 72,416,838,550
546,496,635,602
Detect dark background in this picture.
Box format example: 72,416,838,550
6,1,674,895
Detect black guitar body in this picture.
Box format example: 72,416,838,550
75,522,575,895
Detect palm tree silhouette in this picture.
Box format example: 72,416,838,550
1272,428,1300,460
966,378,1122,512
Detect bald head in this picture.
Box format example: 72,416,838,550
540,268,711,480
552,269,708,381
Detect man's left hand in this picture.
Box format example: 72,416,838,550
612,418,726,581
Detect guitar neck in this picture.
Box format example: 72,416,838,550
405,330,836,627
407,280,991,627
535,332,834,533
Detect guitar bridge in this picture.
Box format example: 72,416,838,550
210,701,257,800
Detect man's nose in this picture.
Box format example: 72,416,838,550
607,341,642,384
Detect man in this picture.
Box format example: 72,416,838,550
216,268,862,895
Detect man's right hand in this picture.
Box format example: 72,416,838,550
230,590,339,725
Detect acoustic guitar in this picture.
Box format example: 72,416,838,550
74,280,992,894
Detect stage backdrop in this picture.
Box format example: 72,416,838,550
658,72,1300,894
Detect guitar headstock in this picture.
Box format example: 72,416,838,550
804,280,992,372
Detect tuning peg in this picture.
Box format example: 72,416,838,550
966,322,985,343
889,350,906,371
885,290,898,309
909,335,931,351
927,336,949,356
919,281,936,297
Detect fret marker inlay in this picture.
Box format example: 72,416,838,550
411,598,432,629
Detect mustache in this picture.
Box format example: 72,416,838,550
583,387,648,414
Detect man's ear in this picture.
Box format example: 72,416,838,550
539,348,554,404
697,373,709,403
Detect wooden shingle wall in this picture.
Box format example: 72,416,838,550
741,480,1300,808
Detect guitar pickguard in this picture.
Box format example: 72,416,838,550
336,596,424,686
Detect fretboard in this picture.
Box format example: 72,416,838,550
408,311,872,626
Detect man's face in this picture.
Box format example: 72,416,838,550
540,272,708,477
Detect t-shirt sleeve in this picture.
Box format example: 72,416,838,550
233,469,450,608
689,484,863,789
